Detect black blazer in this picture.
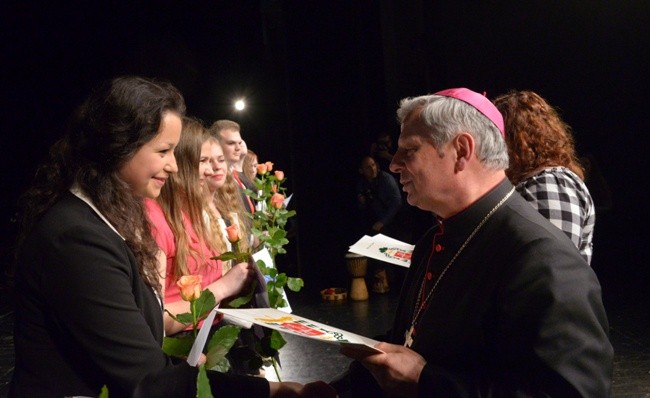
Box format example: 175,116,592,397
10,193,268,397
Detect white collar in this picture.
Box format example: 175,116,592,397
70,184,125,240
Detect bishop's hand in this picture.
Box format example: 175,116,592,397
340,341,426,398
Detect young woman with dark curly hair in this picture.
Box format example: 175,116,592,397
10,75,334,397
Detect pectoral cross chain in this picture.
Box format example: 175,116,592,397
404,325,415,348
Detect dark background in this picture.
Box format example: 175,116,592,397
1,1,648,296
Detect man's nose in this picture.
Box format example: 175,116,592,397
389,155,401,173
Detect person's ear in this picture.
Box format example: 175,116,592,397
454,133,474,171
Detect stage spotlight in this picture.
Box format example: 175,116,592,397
234,99,246,111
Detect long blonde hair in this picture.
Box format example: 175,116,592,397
242,149,258,182
157,117,215,279
206,137,252,253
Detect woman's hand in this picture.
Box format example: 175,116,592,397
212,260,255,300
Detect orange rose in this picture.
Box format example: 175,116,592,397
225,223,240,243
274,170,284,181
256,164,268,175
271,184,278,193
270,193,285,209
177,275,203,302
264,161,274,172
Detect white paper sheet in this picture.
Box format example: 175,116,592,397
217,308,383,354
348,234,414,267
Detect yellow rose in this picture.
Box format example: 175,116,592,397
274,170,284,181
177,275,203,302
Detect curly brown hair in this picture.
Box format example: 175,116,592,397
493,90,584,184
17,76,186,293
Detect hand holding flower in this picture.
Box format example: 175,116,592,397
215,260,255,299
215,223,251,264
162,276,242,397
224,160,303,382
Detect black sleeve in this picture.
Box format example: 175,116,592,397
41,222,270,396
134,363,269,397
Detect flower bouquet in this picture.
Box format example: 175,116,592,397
212,161,304,381
162,275,242,397
247,162,297,261
245,161,304,309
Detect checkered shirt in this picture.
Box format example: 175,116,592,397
515,167,595,265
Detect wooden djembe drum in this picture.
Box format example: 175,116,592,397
345,252,368,301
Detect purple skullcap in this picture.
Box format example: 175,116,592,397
434,88,505,137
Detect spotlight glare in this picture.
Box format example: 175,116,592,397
234,99,246,111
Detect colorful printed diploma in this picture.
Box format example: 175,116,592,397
348,234,414,267
217,308,383,354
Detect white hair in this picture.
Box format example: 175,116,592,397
397,95,509,170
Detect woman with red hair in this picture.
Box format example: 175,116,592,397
494,90,595,264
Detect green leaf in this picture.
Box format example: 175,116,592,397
242,188,259,198
256,259,270,271
195,290,217,319
207,325,241,351
275,273,287,286
270,228,287,240
207,356,232,373
226,282,256,308
269,329,287,350
272,295,287,309
98,385,109,398
196,364,214,398
287,277,304,292
216,252,251,264
206,325,241,372
162,335,195,357
268,290,282,308
259,330,286,357
212,252,238,261
174,313,195,325
164,309,185,324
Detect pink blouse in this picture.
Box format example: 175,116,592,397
145,199,223,306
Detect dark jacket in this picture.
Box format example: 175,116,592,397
351,179,613,397
10,193,268,397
